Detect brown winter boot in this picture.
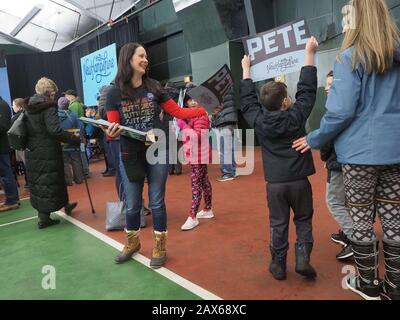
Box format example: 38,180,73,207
150,230,167,269
114,229,141,264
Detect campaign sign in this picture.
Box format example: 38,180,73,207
187,64,233,112
0,67,11,106
80,43,117,106
242,18,310,82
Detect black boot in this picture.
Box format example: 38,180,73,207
38,213,60,229
269,247,287,280
295,242,317,279
346,239,381,300
381,239,400,300
65,202,77,216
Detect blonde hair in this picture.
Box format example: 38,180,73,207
35,77,58,97
341,0,400,74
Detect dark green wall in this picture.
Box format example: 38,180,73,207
0,44,38,55
138,0,191,83
252,0,275,33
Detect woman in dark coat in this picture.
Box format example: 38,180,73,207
25,77,80,229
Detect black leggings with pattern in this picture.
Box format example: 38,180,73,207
343,164,400,242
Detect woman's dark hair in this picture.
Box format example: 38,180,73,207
114,42,162,99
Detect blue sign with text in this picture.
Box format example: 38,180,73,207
0,67,12,106
80,43,117,106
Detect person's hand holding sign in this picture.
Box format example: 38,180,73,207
305,36,319,66
101,122,123,139
242,55,251,80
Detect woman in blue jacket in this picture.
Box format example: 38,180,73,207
293,0,400,300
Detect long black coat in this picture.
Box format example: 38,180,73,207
25,95,80,213
0,96,11,154
211,89,238,128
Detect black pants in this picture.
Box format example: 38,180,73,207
267,178,314,254
170,139,183,174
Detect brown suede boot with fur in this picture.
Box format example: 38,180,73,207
150,231,167,269
115,229,141,264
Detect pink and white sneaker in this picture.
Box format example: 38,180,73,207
181,217,199,231
196,210,214,219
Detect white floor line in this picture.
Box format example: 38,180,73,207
0,216,37,228
55,211,222,300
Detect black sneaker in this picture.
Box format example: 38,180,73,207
336,244,354,260
217,174,235,182
331,230,348,246
143,206,151,216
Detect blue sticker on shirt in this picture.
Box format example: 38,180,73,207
147,93,154,101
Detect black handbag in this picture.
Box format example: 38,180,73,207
7,111,27,151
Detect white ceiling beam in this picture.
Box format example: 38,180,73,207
62,0,106,22
10,5,43,37
86,0,124,11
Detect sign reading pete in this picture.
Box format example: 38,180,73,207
187,64,233,112
242,18,310,82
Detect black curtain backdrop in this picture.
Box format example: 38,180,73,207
6,17,139,103
6,50,75,100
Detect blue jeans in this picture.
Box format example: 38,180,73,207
103,137,116,174
0,153,19,205
119,158,169,231
217,126,236,176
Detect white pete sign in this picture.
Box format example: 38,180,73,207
242,18,310,82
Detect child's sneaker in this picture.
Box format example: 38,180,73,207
331,230,348,246
196,209,214,219
181,217,199,231
217,174,235,182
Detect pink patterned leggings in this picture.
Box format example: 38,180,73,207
190,164,212,217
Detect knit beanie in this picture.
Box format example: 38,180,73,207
58,97,69,110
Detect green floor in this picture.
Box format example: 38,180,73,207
0,201,200,300
0,199,35,225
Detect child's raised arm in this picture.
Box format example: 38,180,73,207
242,55,251,80
305,36,319,66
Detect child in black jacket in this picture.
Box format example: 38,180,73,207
240,37,318,281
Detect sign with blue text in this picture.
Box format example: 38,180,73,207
80,43,118,106
242,18,310,82
0,67,12,106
